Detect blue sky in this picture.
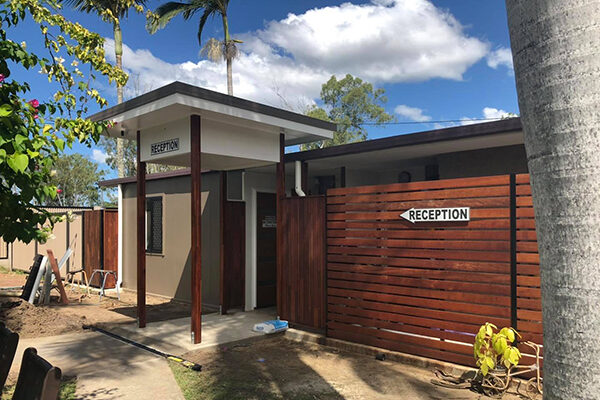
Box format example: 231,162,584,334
9,0,518,179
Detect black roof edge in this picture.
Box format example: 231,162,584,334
88,81,337,132
98,168,222,187
284,117,522,162
99,118,522,187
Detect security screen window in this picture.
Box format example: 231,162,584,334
146,196,163,254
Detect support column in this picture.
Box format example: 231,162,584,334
219,171,226,315
190,114,202,344
276,133,285,318
301,161,308,195
136,130,146,328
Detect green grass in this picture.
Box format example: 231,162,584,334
168,361,339,400
169,361,276,400
1,377,77,400
0,266,25,275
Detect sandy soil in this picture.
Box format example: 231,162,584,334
179,335,528,400
0,271,190,338
0,272,26,288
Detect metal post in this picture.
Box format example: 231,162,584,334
509,173,518,329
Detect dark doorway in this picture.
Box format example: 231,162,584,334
256,192,277,308
222,201,245,313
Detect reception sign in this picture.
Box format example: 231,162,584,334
400,207,470,223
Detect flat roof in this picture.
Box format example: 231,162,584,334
285,117,522,162
89,81,337,133
99,117,523,187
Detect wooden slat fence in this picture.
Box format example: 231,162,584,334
278,196,327,330
83,209,118,288
325,174,542,368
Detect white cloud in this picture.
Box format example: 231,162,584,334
486,47,513,72
461,107,515,125
394,105,431,122
92,149,108,164
104,0,490,108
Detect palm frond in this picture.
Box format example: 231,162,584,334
196,8,212,45
200,38,223,62
223,40,238,61
62,0,147,19
200,38,238,62
147,2,191,34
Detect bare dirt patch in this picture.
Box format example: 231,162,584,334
0,269,26,288
0,269,191,338
99,289,192,323
0,296,86,338
177,335,524,400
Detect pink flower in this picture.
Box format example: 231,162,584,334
29,99,39,108
57,189,62,194
0,74,4,83
33,114,38,119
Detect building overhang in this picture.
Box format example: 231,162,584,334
89,82,336,170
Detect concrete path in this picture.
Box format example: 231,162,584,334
109,308,277,355
10,331,184,400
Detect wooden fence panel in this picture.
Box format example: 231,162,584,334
83,210,103,286
83,209,119,288
326,174,543,368
279,196,327,330
102,210,118,288
515,174,543,344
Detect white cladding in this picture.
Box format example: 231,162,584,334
139,117,279,164
140,118,190,162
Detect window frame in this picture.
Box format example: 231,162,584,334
145,195,164,255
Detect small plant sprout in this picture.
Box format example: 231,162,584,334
473,323,522,376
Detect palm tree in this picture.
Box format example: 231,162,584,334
505,0,600,398
64,0,146,178
147,0,238,96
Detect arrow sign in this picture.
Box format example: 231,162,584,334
400,207,470,223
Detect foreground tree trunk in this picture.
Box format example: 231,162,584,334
505,1,600,398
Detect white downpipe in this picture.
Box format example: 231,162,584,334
294,161,306,197
117,183,123,288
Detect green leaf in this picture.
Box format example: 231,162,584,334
493,336,508,355
14,134,28,148
0,104,13,117
7,153,29,173
55,138,65,151
481,363,489,376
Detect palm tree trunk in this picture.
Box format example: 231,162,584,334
226,57,233,96
222,14,233,96
113,20,125,178
505,1,600,398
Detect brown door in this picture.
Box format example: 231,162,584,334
256,192,277,308
222,201,245,313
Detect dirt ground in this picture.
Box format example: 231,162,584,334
0,271,190,338
177,335,529,400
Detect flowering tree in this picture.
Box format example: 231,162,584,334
0,0,126,243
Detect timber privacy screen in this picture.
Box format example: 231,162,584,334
325,174,542,367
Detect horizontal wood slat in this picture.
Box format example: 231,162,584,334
325,173,543,371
